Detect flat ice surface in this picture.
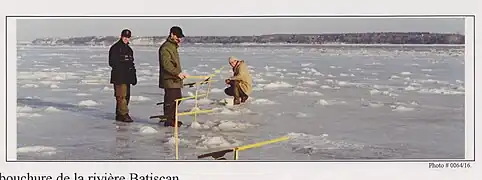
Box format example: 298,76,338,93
16,45,465,160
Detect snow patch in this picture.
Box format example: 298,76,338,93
165,137,190,146
18,113,42,118
369,89,381,95
390,75,401,80
287,132,363,153
21,84,39,88
195,135,242,150
44,107,61,112
301,63,314,67
50,84,60,89
17,106,35,113
102,86,114,92
209,88,223,93
215,120,254,132
316,99,346,106
392,106,415,112
296,76,313,80
250,98,276,105
261,81,294,90
254,78,268,83
302,81,318,86
17,146,57,156
78,100,99,106
286,72,300,76
214,107,253,115
139,126,158,134
296,112,309,118
75,93,91,96
130,96,151,102
291,90,323,96
418,88,464,95
190,121,211,130
404,86,418,91
184,98,214,105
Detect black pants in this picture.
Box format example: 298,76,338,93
224,80,247,97
163,88,182,122
114,84,131,115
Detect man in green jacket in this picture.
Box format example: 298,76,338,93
158,26,189,127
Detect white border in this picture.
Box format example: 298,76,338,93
0,0,478,15
6,17,17,161
464,17,474,160
12,16,469,19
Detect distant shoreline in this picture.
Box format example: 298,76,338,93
24,32,465,46
17,43,465,49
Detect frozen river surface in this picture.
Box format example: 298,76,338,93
15,44,465,160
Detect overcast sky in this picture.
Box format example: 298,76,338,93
16,18,465,41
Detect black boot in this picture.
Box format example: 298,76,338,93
116,114,133,123
233,97,241,105
115,114,122,121
241,96,249,103
124,114,133,122
163,120,183,127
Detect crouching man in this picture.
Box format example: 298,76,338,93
224,56,252,105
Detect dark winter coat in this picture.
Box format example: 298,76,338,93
158,38,183,89
109,40,137,85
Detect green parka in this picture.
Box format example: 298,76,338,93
158,38,183,89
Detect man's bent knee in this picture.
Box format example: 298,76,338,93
225,88,234,96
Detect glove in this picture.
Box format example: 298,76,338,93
131,68,137,86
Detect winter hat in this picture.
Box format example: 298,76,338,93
228,56,238,61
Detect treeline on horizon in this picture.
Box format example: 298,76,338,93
30,32,465,45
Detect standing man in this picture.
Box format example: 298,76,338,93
109,29,137,122
158,26,189,127
224,56,252,105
